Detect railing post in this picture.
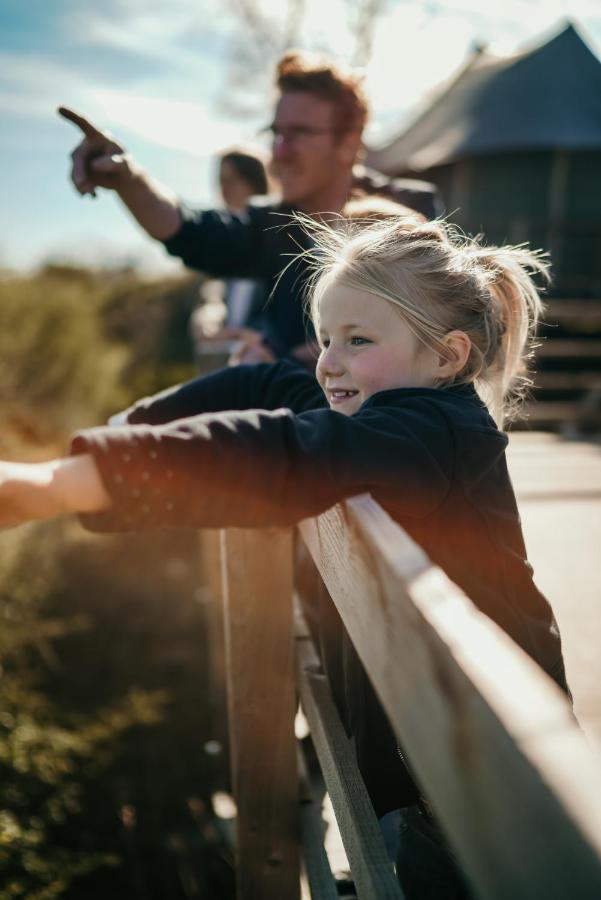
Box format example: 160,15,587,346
220,527,300,900
199,529,230,787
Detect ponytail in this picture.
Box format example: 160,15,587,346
462,244,549,426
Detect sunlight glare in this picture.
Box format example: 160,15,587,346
90,89,248,156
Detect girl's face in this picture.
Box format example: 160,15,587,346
315,283,440,416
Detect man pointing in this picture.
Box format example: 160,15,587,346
61,52,438,364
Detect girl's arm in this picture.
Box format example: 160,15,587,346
1,395,456,533
0,455,110,529
0,363,322,531
121,360,324,426
70,397,454,534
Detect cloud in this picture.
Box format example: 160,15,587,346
0,0,245,152
60,0,229,72
0,52,93,123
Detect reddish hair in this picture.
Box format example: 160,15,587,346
276,51,368,135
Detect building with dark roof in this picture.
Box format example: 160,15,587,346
367,23,601,298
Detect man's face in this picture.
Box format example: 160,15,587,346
270,91,356,211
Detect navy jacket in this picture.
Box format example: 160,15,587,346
71,361,567,815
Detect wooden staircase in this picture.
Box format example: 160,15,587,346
518,299,601,432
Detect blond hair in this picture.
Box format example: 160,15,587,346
302,216,548,427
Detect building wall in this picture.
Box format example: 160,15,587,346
406,150,601,297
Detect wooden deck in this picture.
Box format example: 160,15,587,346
507,432,601,747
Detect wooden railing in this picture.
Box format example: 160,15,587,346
206,495,601,899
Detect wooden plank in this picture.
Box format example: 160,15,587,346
295,603,340,900
535,339,601,358
507,432,601,497
221,527,300,900
297,744,339,900
533,371,601,390
544,300,601,323
198,529,229,778
548,151,568,222
449,159,472,221
299,496,601,900
296,627,403,900
519,400,601,424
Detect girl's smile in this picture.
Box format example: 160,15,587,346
316,283,440,416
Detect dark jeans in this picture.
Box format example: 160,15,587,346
396,805,473,900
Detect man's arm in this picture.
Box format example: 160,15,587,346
61,108,271,278
58,107,182,241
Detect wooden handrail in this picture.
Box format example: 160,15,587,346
212,494,601,899
300,496,601,898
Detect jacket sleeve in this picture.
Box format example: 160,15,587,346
162,205,272,278
71,398,453,533
123,361,325,425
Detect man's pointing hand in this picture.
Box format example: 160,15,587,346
58,106,133,197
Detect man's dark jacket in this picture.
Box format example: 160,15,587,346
163,173,440,356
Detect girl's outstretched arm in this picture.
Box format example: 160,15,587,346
0,455,111,529
122,360,323,426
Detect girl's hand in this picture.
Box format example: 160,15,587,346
218,328,276,366
0,456,111,529
0,461,61,528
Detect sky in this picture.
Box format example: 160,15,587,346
2,0,601,275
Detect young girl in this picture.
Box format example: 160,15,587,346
0,217,568,898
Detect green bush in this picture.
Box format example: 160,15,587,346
0,270,124,444
0,265,200,446
0,265,232,897
0,523,167,899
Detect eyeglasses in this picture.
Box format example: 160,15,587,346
262,123,337,144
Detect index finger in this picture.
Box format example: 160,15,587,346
57,106,104,138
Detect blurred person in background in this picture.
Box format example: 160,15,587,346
60,51,439,366
191,148,271,360
218,149,269,216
